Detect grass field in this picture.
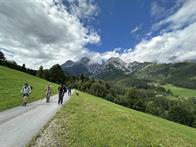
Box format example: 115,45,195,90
32,91,196,147
0,66,58,111
163,84,196,97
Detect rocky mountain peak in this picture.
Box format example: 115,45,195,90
106,57,128,71
61,57,149,77
62,60,74,67
79,57,91,65
108,57,125,63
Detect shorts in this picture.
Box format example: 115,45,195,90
23,93,29,97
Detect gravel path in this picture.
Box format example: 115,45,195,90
0,93,70,147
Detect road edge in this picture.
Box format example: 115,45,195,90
27,92,73,147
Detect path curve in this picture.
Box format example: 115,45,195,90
0,93,71,147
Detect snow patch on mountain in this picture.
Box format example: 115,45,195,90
61,57,150,76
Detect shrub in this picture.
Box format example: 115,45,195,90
168,106,193,126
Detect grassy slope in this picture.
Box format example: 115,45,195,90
41,91,196,147
134,64,169,81
0,66,58,111
133,62,196,89
164,84,196,97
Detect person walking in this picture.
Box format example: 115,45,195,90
21,83,32,106
58,84,65,105
62,84,67,98
68,87,71,96
45,84,52,103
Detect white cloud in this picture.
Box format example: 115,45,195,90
0,0,100,69
131,26,141,34
151,1,167,20
67,0,196,64
67,0,99,20
121,22,196,63
150,0,183,21
154,0,196,30
1,0,195,70
74,50,120,64
117,0,196,64
145,32,152,37
113,48,123,52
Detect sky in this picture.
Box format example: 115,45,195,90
0,0,196,69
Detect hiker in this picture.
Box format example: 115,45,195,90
45,84,52,103
58,84,66,105
62,84,67,98
68,87,71,96
21,83,32,106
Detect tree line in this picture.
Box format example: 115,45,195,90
36,64,73,84
0,50,72,84
0,51,36,76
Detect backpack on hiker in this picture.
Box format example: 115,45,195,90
21,83,32,106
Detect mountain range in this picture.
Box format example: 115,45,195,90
61,57,148,77
61,57,196,89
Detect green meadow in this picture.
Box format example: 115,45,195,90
33,91,196,147
164,84,196,97
0,66,58,111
